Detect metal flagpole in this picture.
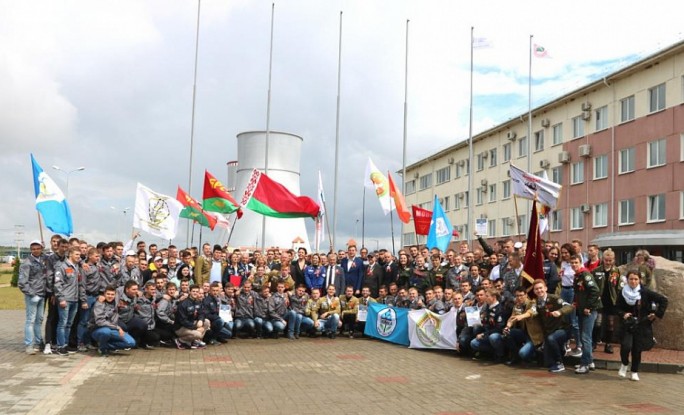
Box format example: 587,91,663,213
527,35,533,226
361,186,365,249
261,2,275,252
198,224,203,250
513,195,521,239
332,10,343,253
186,0,202,247
322,198,333,252
390,201,396,255
401,19,409,249
467,26,474,248
37,212,45,247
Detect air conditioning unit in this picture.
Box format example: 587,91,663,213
558,151,571,164
582,111,591,121
413,172,420,179
480,179,488,186
507,131,517,141
541,118,551,128
458,160,466,167
539,159,550,169
481,185,488,193
482,151,488,159
581,204,591,213
505,217,514,225
448,157,455,164
581,102,592,111
579,144,592,158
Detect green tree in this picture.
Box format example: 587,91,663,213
11,258,20,287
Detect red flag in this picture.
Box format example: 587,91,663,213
241,169,320,218
203,170,243,219
388,172,411,224
177,186,217,230
522,199,544,295
411,205,432,236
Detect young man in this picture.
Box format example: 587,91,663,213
77,248,103,351
340,245,364,296
425,287,445,314
53,247,86,355
470,289,507,362
286,284,313,339
89,285,136,356
593,248,622,354
234,281,257,338
316,285,341,338
533,279,574,373
504,286,543,364
572,254,601,374
253,285,271,339
266,282,289,339
155,282,178,346
339,285,359,338
18,240,48,354
202,282,231,343
135,281,162,349
174,284,209,349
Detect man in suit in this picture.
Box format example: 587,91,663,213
363,253,383,298
323,252,345,296
382,250,399,286
340,245,364,296
195,245,227,287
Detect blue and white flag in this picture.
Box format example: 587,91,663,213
426,195,452,254
31,154,73,236
364,302,409,346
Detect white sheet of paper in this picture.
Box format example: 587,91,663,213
357,305,368,322
219,305,233,323
465,306,481,327
475,218,487,236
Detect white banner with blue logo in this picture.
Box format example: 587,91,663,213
364,302,409,346
408,308,458,349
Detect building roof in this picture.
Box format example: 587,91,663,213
592,230,684,248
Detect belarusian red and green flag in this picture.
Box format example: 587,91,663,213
240,169,320,218
177,186,217,230
202,170,243,219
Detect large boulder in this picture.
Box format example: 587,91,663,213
650,256,684,350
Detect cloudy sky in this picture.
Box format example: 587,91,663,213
1,0,682,250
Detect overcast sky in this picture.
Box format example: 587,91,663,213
1,0,682,250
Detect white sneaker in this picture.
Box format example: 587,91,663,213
618,364,628,378
630,372,639,381
43,343,52,355
26,346,36,355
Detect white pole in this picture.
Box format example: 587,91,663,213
261,2,275,251
401,19,409,249
332,11,343,252
186,0,202,247
467,27,474,247
527,35,533,233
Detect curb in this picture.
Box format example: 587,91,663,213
564,355,684,375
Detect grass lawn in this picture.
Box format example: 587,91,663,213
0,286,24,310
0,271,12,285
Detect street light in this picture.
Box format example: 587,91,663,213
52,165,86,198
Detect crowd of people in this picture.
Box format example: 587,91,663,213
17,232,667,380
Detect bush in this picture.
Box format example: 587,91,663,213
10,258,20,287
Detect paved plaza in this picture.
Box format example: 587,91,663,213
0,310,682,415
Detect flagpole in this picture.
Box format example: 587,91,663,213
332,10,343,253
191,221,196,247
513,195,521,239
389,203,396,255
198,224,203,250
401,19,409,249
261,2,275,252
186,0,202,247
467,26,474,248
322,198,333,252
527,34,533,222
361,186,365,249
37,212,45,247
225,215,237,247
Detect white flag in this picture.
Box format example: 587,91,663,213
364,158,393,215
133,183,184,240
509,164,562,209
472,36,492,49
538,170,551,235
408,308,458,349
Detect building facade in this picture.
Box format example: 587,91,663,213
404,41,684,262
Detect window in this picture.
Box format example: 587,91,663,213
419,201,432,211
455,162,464,178
403,232,415,246
476,153,485,171
619,147,635,174
647,138,666,168
463,191,469,208
488,219,496,237
571,161,584,184
550,210,562,231
572,115,585,138
488,183,496,202
551,166,562,185
489,148,497,167
476,188,484,205
570,207,584,230
647,194,665,222
502,180,511,199
465,159,470,176
454,193,461,210
443,196,450,211
649,83,666,112
619,199,635,225
518,136,528,157
518,214,527,235
502,218,513,236
534,130,544,152
552,123,563,145
681,133,684,162
593,203,608,228
503,143,512,162
436,166,451,184
593,155,608,180
405,180,416,195
419,173,432,190
620,95,635,122
595,105,608,131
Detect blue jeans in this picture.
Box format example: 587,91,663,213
560,287,579,345
56,301,78,348
543,329,569,367
319,314,339,334
257,318,271,336
470,332,505,359
24,294,45,347
579,310,597,366
234,318,255,335
271,319,286,334
91,327,136,352
506,328,536,361
77,295,98,345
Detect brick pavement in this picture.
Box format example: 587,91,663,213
0,310,683,415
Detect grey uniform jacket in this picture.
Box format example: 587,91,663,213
156,296,176,326
235,291,257,319
289,293,309,315
82,262,102,296
18,254,48,298
268,293,288,320
88,299,119,331
54,260,86,304
115,286,137,323
253,295,269,319
136,294,156,330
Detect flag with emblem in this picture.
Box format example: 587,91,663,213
133,183,183,240
388,171,411,224
240,169,320,219
30,154,73,236
533,43,550,58
202,170,243,219
177,186,217,230
426,195,453,253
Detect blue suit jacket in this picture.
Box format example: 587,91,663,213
340,257,364,292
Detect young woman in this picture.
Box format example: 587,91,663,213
615,271,668,381
304,254,325,292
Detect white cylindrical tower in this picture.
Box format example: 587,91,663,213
230,131,311,252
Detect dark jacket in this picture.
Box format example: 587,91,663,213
573,268,601,312
616,285,668,349
174,296,205,330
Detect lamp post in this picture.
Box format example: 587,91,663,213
52,165,85,198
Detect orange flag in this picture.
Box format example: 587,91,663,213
388,172,411,224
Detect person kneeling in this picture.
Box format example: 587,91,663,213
174,285,210,349
89,286,135,356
